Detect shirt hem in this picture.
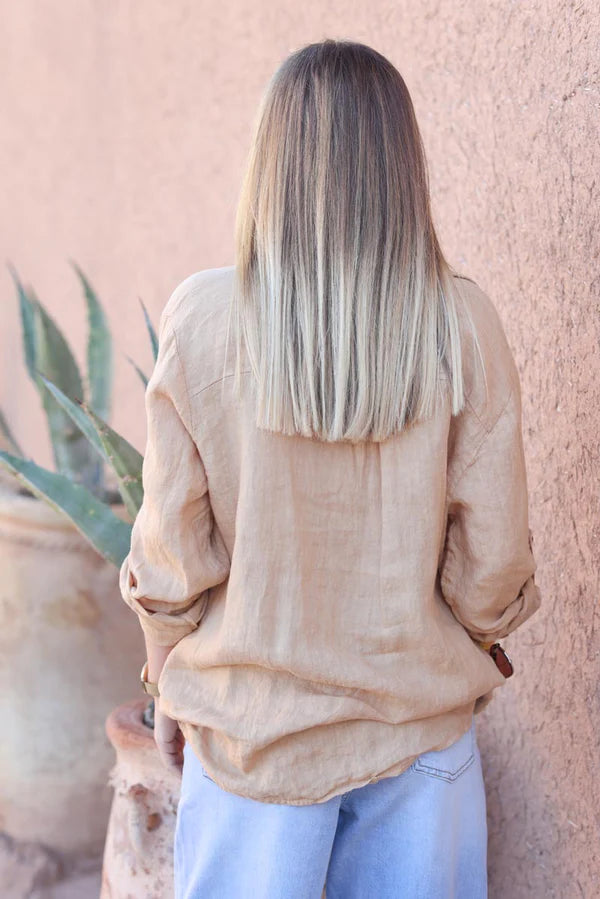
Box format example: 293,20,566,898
178,702,476,806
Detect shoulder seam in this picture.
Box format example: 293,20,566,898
191,368,254,398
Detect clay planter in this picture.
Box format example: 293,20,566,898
102,701,329,899
0,488,145,861
101,698,181,898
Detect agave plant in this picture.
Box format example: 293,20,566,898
0,262,158,567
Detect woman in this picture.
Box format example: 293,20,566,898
120,38,541,898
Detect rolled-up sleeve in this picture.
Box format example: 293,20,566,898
439,375,542,644
119,310,231,646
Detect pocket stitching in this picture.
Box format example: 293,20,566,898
411,727,475,782
184,742,217,784
199,762,216,783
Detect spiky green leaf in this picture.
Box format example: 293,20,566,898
29,286,84,400
38,374,108,462
126,354,149,388
80,402,144,519
69,260,113,422
26,290,102,486
139,298,159,361
0,450,131,566
7,263,37,382
38,376,143,518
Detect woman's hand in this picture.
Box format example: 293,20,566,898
153,702,185,774
144,637,185,773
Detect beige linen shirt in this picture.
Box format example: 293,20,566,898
119,266,541,805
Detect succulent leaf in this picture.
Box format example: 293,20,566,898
0,450,132,567
7,263,37,381
27,291,102,486
70,260,113,423
38,374,108,462
80,402,144,520
125,354,149,388
139,298,159,362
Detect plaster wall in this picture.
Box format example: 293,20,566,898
1,2,598,895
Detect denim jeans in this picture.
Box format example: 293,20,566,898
174,716,488,898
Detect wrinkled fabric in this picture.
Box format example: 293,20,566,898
119,266,541,805
174,716,487,898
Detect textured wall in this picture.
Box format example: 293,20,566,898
1,2,598,895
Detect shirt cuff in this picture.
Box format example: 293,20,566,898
466,574,542,645
118,555,209,647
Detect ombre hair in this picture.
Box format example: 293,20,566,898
224,38,484,443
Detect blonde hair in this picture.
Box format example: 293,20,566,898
224,38,483,443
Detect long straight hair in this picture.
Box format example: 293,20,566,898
223,38,484,443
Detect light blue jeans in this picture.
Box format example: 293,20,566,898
174,716,488,898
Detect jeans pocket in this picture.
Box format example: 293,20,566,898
183,741,216,784
411,722,475,783
198,760,216,783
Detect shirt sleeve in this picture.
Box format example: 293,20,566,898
118,309,231,646
438,375,542,644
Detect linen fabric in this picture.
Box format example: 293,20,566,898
119,266,541,805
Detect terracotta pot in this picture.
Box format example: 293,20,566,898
101,700,328,899
101,698,181,899
0,488,145,860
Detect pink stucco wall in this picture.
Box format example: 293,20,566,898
2,3,598,895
